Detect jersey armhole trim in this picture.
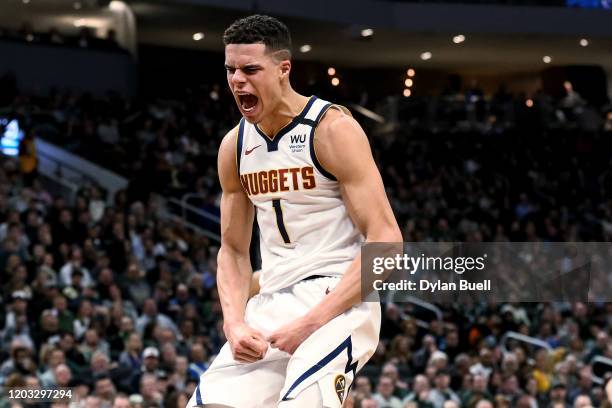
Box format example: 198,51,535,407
310,103,337,181
236,118,245,174
331,104,352,117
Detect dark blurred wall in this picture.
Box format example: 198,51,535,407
0,40,136,96
138,45,226,98
183,0,612,36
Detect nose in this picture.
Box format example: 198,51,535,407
231,69,247,86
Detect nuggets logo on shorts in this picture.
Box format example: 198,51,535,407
334,374,346,404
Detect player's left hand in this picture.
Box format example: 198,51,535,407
267,316,319,355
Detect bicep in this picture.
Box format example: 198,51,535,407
218,130,254,253
340,162,394,238
219,190,254,253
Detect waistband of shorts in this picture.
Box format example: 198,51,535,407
301,274,339,282
259,274,340,295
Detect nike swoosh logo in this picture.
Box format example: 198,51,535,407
245,145,262,155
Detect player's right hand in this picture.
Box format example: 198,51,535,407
225,322,268,363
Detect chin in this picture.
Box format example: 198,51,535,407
241,107,265,124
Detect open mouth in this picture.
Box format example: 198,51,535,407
237,93,259,113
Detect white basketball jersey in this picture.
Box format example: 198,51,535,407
236,96,363,293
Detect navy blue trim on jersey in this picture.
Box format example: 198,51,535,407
309,103,337,181
254,96,317,152
236,118,245,173
281,335,357,401
299,118,317,127
195,384,203,405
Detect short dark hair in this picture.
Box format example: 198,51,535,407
223,14,292,58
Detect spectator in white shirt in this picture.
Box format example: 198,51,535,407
373,375,403,408
59,247,93,288
427,369,461,408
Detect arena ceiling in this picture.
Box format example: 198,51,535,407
2,0,612,75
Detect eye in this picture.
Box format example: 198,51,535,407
226,67,235,74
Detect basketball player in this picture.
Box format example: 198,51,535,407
187,15,401,408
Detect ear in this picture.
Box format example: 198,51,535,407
279,60,291,79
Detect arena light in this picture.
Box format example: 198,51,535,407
526,99,534,108
542,55,552,64
327,67,336,76
407,68,415,77
361,28,374,38
299,44,312,53
579,38,589,47
73,2,82,9
404,79,413,87
403,89,412,97
420,51,432,61
331,77,340,86
22,0,30,4
452,34,466,44
109,0,127,11
193,32,205,41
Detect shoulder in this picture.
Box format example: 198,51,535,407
317,104,356,132
218,123,241,159
217,124,244,190
316,105,367,150
314,106,371,180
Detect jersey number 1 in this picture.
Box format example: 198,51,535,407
272,199,291,244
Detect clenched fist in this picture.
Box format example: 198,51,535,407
224,322,268,363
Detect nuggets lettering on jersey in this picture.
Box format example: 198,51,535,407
236,96,364,293
239,166,316,196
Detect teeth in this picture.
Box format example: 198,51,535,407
240,94,257,113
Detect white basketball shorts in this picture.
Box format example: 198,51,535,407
186,276,381,408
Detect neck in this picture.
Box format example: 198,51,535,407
257,88,309,137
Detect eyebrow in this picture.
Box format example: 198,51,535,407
224,63,262,70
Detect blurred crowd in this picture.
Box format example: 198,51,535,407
356,300,612,408
0,77,611,408
0,159,221,407
378,81,612,243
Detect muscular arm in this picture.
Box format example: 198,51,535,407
217,127,267,362
268,108,402,353
306,108,402,326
